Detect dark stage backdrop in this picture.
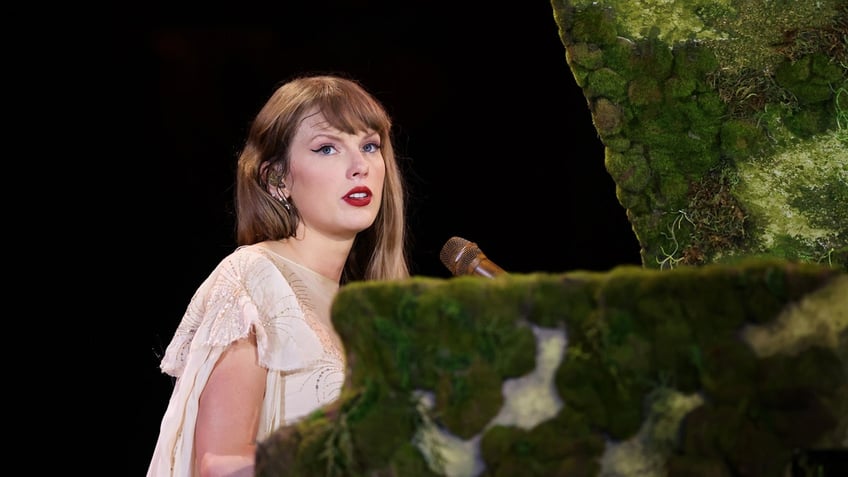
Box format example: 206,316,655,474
112,2,642,474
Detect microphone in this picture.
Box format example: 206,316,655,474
439,236,507,278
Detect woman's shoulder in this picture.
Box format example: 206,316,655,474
225,243,273,262
186,244,293,303
212,244,280,275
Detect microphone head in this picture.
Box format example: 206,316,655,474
440,236,479,276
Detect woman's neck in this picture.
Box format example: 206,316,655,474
262,237,352,282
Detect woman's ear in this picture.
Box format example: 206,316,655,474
261,162,288,200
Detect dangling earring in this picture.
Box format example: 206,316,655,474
267,168,292,212
276,183,292,211
278,195,292,211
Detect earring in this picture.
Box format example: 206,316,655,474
266,168,292,212
278,195,292,211
276,183,292,211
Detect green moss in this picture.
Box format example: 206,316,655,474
293,425,338,476
590,97,625,136
837,85,848,145
434,356,505,439
566,42,605,70
764,346,846,398
775,54,842,105
569,64,590,88
681,400,794,475
600,387,705,475
665,455,731,476
700,340,759,403
740,276,848,364
696,89,726,117
628,212,674,268
629,34,675,79
672,39,720,83
664,75,697,99
605,333,653,381
720,118,769,162
256,405,358,477
569,2,619,46
605,148,651,193
602,37,638,74
556,345,646,439
378,443,441,476
480,414,605,477
557,1,847,272
651,318,700,391
784,104,838,139
346,386,420,470
653,172,689,209
255,425,309,476
718,415,795,476
627,76,663,105
260,257,847,475
628,101,720,175
615,186,650,214
585,67,628,101
520,273,598,328
603,134,631,152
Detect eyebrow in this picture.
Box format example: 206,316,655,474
308,132,342,143
309,130,379,142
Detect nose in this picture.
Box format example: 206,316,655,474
349,150,369,178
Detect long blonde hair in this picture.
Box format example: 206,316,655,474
235,74,409,283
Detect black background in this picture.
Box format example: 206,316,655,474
101,1,642,474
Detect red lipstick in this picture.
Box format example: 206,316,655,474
343,186,372,206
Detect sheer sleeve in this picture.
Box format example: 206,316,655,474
159,247,326,377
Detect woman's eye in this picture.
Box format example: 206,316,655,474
311,145,337,155
363,142,380,153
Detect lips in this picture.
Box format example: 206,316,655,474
343,186,372,206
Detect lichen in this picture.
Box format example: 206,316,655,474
694,0,843,73
733,131,848,263
571,0,732,44
411,325,570,477
488,326,566,430
598,387,705,477
412,391,484,477
740,274,848,357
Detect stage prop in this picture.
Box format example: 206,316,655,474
256,260,846,476
553,0,846,271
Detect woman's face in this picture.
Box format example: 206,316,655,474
284,109,386,241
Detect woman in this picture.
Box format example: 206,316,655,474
148,74,410,477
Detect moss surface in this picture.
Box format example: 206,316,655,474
256,260,847,476
551,0,848,271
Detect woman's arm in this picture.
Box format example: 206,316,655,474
195,333,268,477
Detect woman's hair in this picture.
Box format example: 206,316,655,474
235,74,409,283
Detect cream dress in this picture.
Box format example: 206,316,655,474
147,243,345,477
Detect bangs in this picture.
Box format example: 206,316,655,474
313,81,392,135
